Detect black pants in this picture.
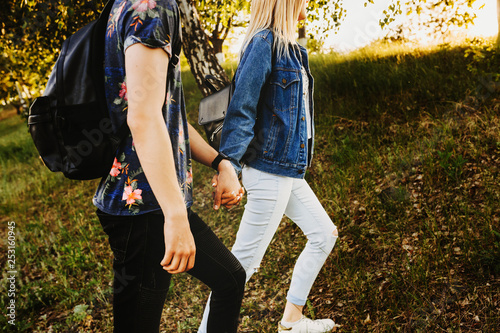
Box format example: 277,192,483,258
97,209,245,333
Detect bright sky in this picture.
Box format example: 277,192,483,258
225,1,497,56
325,0,498,52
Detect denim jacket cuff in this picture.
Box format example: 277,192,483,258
229,159,242,176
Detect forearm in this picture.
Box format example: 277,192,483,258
218,37,272,172
218,118,255,173
188,123,238,176
187,123,218,168
129,117,187,219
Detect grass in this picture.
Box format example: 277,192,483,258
1,37,499,332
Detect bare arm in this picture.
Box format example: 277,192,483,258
187,122,218,167
125,43,195,274
187,123,244,210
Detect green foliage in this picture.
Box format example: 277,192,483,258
68,304,91,325
306,0,346,42
373,0,480,41
311,38,499,122
464,37,500,80
197,0,249,33
436,149,467,182
0,0,105,104
1,0,483,106
195,0,250,52
195,0,345,54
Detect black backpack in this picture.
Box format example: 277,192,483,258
28,0,127,180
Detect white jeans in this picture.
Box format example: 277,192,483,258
198,166,337,332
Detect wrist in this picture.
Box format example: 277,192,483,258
217,159,234,173
161,202,188,223
211,152,230,171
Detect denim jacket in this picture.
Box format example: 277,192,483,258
219,29,314,179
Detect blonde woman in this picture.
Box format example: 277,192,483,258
200,0,338,332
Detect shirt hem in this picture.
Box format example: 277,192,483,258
92,199,193,216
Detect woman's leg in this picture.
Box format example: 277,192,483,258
98,209,245,333
281,178,338,324
198,166,294,333
186,210,246,333
231,167,294,279
97,210,173,333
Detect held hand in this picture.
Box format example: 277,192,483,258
212,160,245,210
212,175,245,209
160,212,196,274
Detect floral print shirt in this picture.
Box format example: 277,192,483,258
93,0,193,215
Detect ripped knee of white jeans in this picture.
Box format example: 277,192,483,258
311,229,338,256
322,227,338,254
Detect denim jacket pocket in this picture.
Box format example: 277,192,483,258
269,69,300,113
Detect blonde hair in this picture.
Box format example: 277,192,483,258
240,0,303,59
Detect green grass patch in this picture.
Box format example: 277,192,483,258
1,38,499,332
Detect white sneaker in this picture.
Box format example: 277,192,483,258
278,316,336,333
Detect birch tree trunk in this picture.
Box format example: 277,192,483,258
176,0,230,97
298,25,307,47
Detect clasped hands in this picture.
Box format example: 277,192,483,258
160,160,243,275
211,160,245,210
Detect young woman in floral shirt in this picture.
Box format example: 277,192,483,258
93,1,245,331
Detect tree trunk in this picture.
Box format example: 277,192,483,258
210,37,224,54
176,0,229,97
298,25,307,47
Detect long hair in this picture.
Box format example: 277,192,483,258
240,0,303,59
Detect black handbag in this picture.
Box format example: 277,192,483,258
198,75,234,151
